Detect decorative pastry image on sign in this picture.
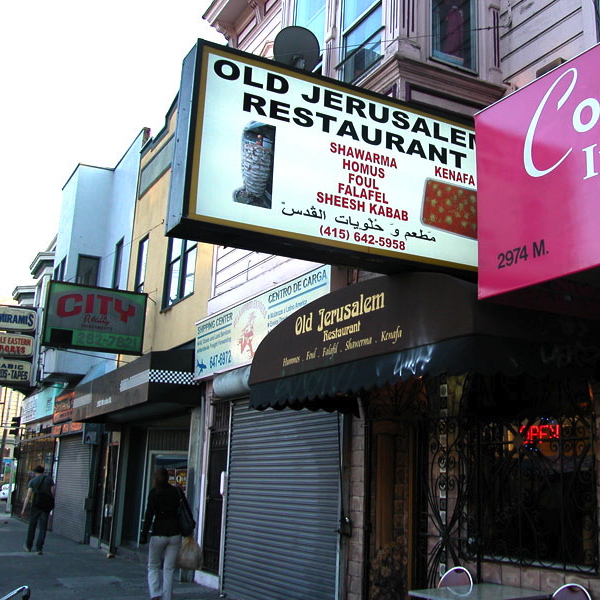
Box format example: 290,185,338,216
421,178,477,239
234,121,276,209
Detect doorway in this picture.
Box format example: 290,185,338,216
146,452,188,492
366,378,427,599
90,434,120,551
202,399,230,574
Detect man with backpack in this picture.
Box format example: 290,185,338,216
20,465,55,555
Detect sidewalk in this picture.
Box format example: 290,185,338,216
0,512,222,600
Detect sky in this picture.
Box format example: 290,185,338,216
0,0,225,303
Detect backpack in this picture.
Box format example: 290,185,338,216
32,476,55,511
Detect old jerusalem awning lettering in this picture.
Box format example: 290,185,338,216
72,349,200,423
248,272,600,410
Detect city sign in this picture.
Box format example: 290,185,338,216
476,43,600,299
167,41,477,274
0,305,37,332
41,281,147,355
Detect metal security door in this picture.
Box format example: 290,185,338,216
222,401,341,600
52,435,91,543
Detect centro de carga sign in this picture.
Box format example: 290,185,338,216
42,281,147,355
167,41,477,274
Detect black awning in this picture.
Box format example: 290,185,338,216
249,273,600,410
72,349,200,423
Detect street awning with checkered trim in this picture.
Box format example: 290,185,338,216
72,349,200,423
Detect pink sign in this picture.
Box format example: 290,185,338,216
476,44,600,299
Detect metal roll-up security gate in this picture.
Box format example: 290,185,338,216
222,401,341,600
52,435,91,543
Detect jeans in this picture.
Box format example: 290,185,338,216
148,534,182,600
26,507,50,551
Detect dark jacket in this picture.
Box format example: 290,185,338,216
28,474,54,495
141,484,181,538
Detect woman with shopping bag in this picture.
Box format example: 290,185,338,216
140,467,186,600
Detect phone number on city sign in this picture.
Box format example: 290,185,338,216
74,331,139,350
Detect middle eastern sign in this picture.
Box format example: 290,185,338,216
167,41,477,274
195,266,331,379
476,43,600,299
42,281,147,355
0,333,34,358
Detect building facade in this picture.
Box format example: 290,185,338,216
70,101,214,558
7,1,600,599
12,128,149,545
193,1,600,599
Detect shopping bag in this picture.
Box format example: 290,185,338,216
176,487,196,537
176,535,203,570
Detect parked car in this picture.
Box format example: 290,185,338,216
0,483,14,501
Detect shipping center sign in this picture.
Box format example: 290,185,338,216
167,42,477,273
195,265,330,379
476,43,600,298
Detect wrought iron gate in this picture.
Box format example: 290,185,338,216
415,414,476,588
415,378,598,587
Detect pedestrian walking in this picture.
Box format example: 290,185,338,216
139,467,183,600
21,465,55,555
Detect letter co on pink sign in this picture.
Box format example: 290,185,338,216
524,67,600,179
475,44,600,299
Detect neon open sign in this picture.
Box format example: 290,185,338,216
519,423,561,444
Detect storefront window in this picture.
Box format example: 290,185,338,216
415,374,597,585
477,413,596,569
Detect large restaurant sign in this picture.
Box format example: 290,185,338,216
476,43,600,299
42,281,147,355
167,41,477,273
